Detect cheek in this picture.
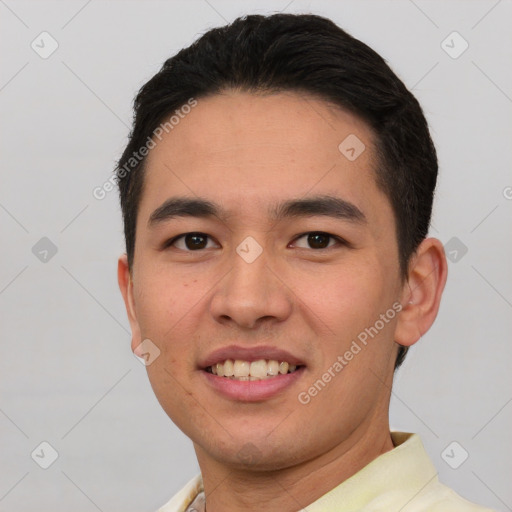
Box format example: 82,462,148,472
292,263,386,340
133,266,200,342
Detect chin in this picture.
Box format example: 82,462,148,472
201,435,307,472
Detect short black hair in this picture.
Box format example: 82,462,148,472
116,13,439,369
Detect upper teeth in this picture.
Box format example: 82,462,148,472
209,359,297,379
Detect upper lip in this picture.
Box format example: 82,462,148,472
199,345,305,369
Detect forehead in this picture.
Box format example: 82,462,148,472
138,91,390,226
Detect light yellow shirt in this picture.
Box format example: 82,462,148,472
157,432,495,512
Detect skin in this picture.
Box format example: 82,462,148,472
118,91,447,511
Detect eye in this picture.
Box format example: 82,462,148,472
165,232,218,251
291,231,344,250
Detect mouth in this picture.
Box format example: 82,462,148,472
205,358,302,381
199,345,306,401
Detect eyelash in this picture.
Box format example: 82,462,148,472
163,231,347,251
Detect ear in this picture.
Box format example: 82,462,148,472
117,253,143,354
394,238,448,347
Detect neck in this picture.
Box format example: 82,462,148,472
194,419,394,512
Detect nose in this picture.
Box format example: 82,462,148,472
209,244,293,330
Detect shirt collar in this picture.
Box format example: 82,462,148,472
300,432,439,511
160,432,438,512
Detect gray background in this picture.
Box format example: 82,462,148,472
1,0,511,510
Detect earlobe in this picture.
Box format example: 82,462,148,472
394,238,448,347
117,254,142,352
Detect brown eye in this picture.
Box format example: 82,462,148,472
307,233,331,249
184,234,207,249
167,232,216,251
293,231,340,250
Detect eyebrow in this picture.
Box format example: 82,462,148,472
147,194,366,228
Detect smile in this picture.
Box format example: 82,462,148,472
206,359,300,380
200,345,306,401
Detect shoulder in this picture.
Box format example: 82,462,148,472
362,482,496,512
416,483,497,512
156,474,203,512
360,432,496,512
377,480,498,512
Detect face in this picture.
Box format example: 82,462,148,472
120,91,408,470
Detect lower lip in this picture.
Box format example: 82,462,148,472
201,367,305,402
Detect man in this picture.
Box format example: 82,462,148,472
116,13,494,512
